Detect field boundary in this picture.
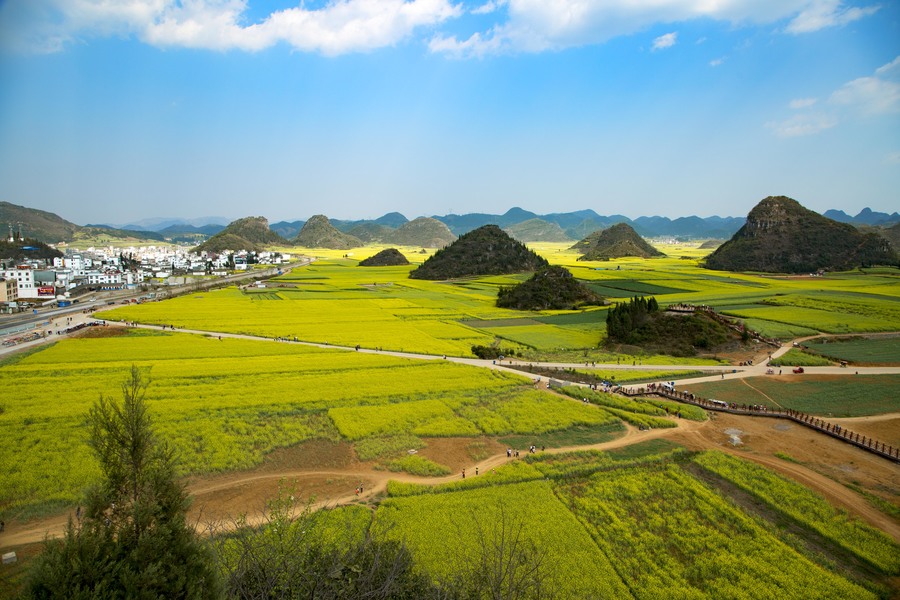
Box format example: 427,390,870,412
620,385,900,464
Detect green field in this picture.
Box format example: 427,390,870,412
373,447,891,598
804,335,900,365
686,375,900,417
0,331,616,517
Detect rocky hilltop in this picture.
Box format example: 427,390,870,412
294,215,362,249
705,196,897,273
358,248,410,266
573,223,664,260
409,225,549,280
496,266,602,310
194,216,287,253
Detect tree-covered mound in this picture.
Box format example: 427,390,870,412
409,224,549,280
348,222,394,243
606,296,733,356
359,248,410,266
194,216,287,253
0,237,63,262
504,218,572,242
496,266,603,310
294,215,362,249
387,217,455,248
573,223,664,260
705,196,897,273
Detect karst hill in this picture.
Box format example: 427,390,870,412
358,248,410,266
294,215,363,249
496,266,603,310
705,196,897,273
573,223,665,260
389,217,456,248
409,224,549,280
194,216,287,253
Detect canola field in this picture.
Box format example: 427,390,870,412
98,245,900,361
0,330,614,516
373,445,894,599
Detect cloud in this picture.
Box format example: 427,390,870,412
885,151,900,165
709,57,726,67
769,55,900,137
830,56,900,115
472,0,507,16
767,113,838,137
652,32,677,51
429,0,881,57
1,0,462,55
0,0,883,56
785,0,880,34
789,98,818,109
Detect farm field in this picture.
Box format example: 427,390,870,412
686,374,900,417
96,245,900,361
803,335,900,365
0,330,617,518
373,446,894,598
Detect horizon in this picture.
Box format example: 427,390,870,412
1,1,898,224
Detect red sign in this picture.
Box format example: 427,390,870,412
38,286,55,297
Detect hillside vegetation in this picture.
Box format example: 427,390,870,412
574,223,664,260
294,214,362,249
359,248,410,266
706,196,897,273
497,266,603,310
409,225,549,280
194,216,288,253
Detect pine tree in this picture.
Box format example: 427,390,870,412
26,366,219,599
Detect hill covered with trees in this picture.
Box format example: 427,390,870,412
606,296,733,356
573,223,664,260
194,216,288,253
497,266,602,310
705,196,897,273
359,248,410,266
388,217,455,248
294,215,362,249
409,225,549,280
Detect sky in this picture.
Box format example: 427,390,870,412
0,1,898,227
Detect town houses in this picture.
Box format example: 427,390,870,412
0,243,290,311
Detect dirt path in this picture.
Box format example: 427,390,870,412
3,324,898,552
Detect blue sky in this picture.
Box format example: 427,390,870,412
0,0,898,226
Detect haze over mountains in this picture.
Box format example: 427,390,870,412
3,200,899,249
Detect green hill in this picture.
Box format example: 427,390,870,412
504,218,572,242
358,248,410,267
409,225,549,280
193,216,287,253
496,266,603,310
705,196,897,273
574,223,664,260
387,217,455,248
294,215,362,249
348,223,394,244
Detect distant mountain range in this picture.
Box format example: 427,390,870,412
3,200,899,247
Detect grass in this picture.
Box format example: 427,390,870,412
804,335,900,365
768,348,835,366
685,375,900,417
497,421,625,450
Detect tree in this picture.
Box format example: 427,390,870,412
25,366,219,599
213,483,433,599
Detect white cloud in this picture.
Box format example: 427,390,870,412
429,0,882,57
472,0,507,16
785,0,879,34
652,32,677,51
789,98,818,109
830,56,900,115
767,113,837,137
769,56,900,138
709,57,726,67
885,151,900,165
0,0,883,56
1,0,462,55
